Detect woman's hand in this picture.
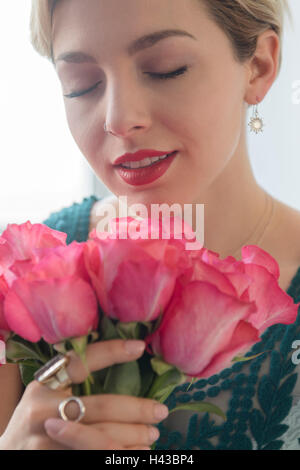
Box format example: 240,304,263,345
0,339,169,450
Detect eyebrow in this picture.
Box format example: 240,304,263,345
54,29,196,64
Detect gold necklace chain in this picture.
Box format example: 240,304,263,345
231,193,275,259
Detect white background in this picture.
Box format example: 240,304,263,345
0,1,299,233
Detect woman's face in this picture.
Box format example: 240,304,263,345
52,0,248,207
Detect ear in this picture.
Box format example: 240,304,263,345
244,29,280,105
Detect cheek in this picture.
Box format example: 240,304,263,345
64,106,116,190
64,106,104,167
184,72,244,173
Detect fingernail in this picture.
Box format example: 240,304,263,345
148,426,160,443
125,340,145,355
154,404,169,420
44,418,66,434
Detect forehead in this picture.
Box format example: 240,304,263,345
51,0,211,59
55,29,197,65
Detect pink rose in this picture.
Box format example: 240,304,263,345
146,244,299,378
86,216,192,322
0,221,67,287
3,242,98,343
192,245,299,334
99,215,202,248
240,246,299,333
146,280,259,378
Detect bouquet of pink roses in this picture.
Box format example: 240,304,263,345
0,215,299,422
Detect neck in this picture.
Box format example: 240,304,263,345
193,135,271,260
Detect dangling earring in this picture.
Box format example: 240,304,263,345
248,99,265,134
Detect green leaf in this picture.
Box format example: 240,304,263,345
103,361,141,396
19,361,43,387
100,316,120,340
186,377,197,392
124,321,154,338
154,384,178,403
138,352,155,397
146,367,186,401
116,321,140,340
232,351,267,362
5,340,44,362
33,340,52,362
8,334,52,361
169,402,227,421
18,359,43,367
150,357,175,376
89,371,105,394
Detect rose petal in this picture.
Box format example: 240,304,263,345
149,281,257,376
242,245,280,280
4,276,98,343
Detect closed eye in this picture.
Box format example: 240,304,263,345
63,66,189,99
64,81,102,99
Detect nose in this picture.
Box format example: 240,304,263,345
103,74,152,138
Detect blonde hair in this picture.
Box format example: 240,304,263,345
201,0,292,77
30,0,292,77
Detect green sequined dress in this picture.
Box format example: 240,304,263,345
42,194,300,450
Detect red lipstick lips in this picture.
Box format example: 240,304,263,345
113,149,175,166
114,150,178,186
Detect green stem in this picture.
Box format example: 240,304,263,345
72,383,82,397
33,343,49,364
49,344,55,358
83,377,92,395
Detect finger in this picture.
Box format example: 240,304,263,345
44,418,125,450
125,446,151,450
65,339,146,383
60,393,169,425
88,421,160,447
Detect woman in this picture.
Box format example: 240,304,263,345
1,0,300,450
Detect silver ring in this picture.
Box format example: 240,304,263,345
34,353,73,391
58,396,86,422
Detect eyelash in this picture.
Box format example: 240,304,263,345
63,66,189,99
